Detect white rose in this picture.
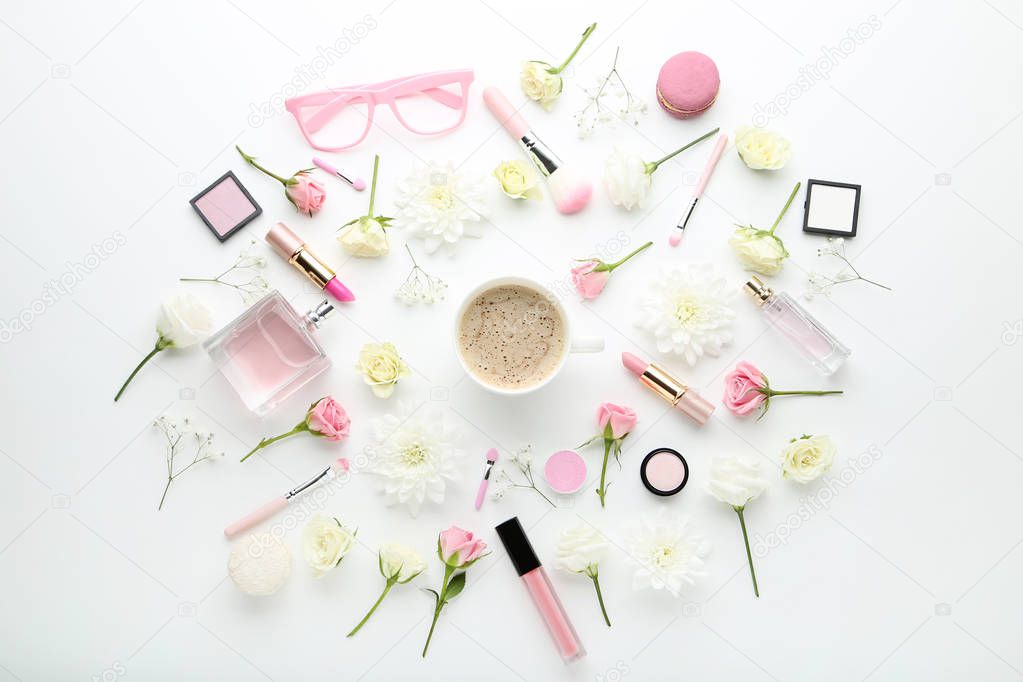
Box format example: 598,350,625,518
302,514,356,577
356,342,410,398
520,61,562,110
781,434,836,483
729,226,789,275
603,146,652,210
337,217,389,257
156,291,213,347
493,160,541,200
227,533,291,596
379,543,426,583
706,456,769,508
555,524,608,575
735,125,791,170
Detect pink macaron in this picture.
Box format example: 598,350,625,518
655,51,720,119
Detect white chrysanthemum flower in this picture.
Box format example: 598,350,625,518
706,456,769,509
636,264,735,365
626,511,709,596
393,161,486,255
368,404,462,516
555,524,608,576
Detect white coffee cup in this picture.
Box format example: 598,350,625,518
453,276,604,395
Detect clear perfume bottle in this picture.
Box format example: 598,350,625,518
744,277,850,375
204,291,333,415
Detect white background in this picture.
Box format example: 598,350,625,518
2,1,1022,680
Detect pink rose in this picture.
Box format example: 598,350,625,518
571,261,611,299
597,402,637,439
722,361,768,416
438,526,487,568
287,173,327,215
306,396,350,441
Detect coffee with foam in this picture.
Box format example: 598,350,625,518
457,284,567,390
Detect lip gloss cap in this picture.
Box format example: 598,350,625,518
495,517,541,576
677,390,715,425
265,222,304,259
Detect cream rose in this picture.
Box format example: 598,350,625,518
520,61,562,110
493,160,541,200
302,514,356,577
603,146,652,210
555,524,608,575
357,342,410,398
156,292,213,347
379,543,426,583
735,125,791,171
338,217,389,257
781,434,836,483
729,226,789,275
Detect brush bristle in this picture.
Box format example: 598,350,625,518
485,447,499,463
547,167,593,214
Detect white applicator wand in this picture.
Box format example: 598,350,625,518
483,86,593,214
669,133,727,247
224,458,349,537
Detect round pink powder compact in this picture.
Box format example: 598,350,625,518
655,51,720,118
544,450,587,495
640,448,689,497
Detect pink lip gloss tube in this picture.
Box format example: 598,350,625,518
495,517,585,663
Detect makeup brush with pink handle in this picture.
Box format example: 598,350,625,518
483,86,592,214
224,458,349,537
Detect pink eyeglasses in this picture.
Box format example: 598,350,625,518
285,70,474,151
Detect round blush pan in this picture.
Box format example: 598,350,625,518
544,450,587,495
640,448,689,497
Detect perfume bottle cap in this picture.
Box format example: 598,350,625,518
305,300,334,328
744,276,773,306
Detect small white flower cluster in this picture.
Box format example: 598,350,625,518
395,245,447,305
490,445,555,507
153,414,222,510
804,238,891,300
180,240,270,304
575,49,647,138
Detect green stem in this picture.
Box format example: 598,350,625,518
367,154,380,216
114,338,169,402
767,389,843,397
596,438,611,508
239,423,307,462
550,22,597,74
735,507,759,598
770,181,802,234
648,127,719,172
347,580,394,637
606,241,653,271
158,477,172,511
591,573,611,626
236,145,289,185
422,565,454,657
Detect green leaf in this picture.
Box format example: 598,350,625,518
422,587,440,608
444,571,466,601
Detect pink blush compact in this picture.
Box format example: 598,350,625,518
190,171,262,242
544,450,587,495
640,448,689,496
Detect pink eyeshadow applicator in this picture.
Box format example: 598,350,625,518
483,86,592,214
669,133,727,247
313,157,366,191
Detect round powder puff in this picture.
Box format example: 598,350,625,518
655,51,720,119
544,449,587,494
228,532,291,596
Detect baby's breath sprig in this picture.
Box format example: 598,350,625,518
491,445,556,507
153,415,222,510
804,238,892,300
180,240,270,304
575,47,647,138
395,244,447,305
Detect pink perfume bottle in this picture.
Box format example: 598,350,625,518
744,277,850,375
204,292,333,415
